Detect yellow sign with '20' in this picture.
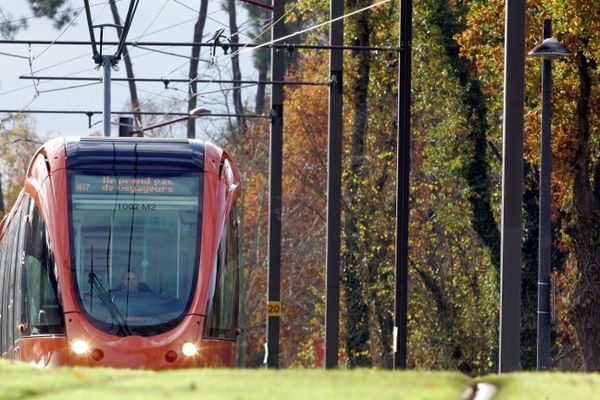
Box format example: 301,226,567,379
267,301,282,317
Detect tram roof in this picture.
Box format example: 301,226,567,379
64,137,206,172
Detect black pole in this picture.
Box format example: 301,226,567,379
103,55,113,137
83,0,100,63
119,117,134,137
266,0,285,369
325,0,343,370
393,0,412,370
499,0,526,373
537,19,552,371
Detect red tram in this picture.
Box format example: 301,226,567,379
0,137,241,369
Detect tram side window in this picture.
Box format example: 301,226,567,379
0,219,9,355
0,243,3,354
0,197,26,356
20,203,64,336
204,204,240,339
0,222,6,355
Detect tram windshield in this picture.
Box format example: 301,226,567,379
68,173,202,336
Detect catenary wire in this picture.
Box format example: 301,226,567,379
135,0,299,121
0,0,123,26
34,5,86,61
5,0,390,128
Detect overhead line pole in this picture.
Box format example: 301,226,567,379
266,0,285,369
394,0,412,370
499,0,526,373
83,0,139,137
102,55,113,137
325,0,343,370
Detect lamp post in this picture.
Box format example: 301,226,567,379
528,19,570,371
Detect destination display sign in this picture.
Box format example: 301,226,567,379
72,174,199,197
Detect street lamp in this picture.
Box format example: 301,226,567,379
528,19,570,371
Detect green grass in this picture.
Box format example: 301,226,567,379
482,372,600,400
0,359,468,400
4,359,600,400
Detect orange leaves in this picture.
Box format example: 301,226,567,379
233,52,331,367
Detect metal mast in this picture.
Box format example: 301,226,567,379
83,0,139,137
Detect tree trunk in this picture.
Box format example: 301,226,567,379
226,0,247,136
366,237,394,368
425,0,500,271
422,0,505,371
569,46,600,371
255,69,267,115
108,0,142,128
343,0,371,368
570,240,600,370
187,0,209,139
414,266,454,364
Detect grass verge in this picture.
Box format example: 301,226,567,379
0,359,469,400
481,372,600,400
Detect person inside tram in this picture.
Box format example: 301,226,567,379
113,270,153,292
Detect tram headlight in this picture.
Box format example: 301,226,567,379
71,339,90,355
181,342,198,357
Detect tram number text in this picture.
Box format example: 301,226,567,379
267,301,282,317
116,203,157,211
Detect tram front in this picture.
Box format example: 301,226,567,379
63,138,223,369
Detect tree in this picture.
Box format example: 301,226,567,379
241,0,314,115
458,0,600,371
0,8,26,39
25,0,76,29
226,50,330,367
342,0,374,368
187,0,209,139
108,0,142,128
0,115,43,219
0,1,76,39
239,2,270,115
223,0,247,136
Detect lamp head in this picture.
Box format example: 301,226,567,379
529,37,571,60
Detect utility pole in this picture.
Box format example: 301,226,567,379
394,0,412,370
266,0,285,369
325,0,343,369
83,0,139,137
109,0,142,129
499,0,526,373
102,55,114,137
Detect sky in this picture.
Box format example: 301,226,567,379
0,0,258,138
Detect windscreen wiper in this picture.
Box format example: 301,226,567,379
88,272,132,336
